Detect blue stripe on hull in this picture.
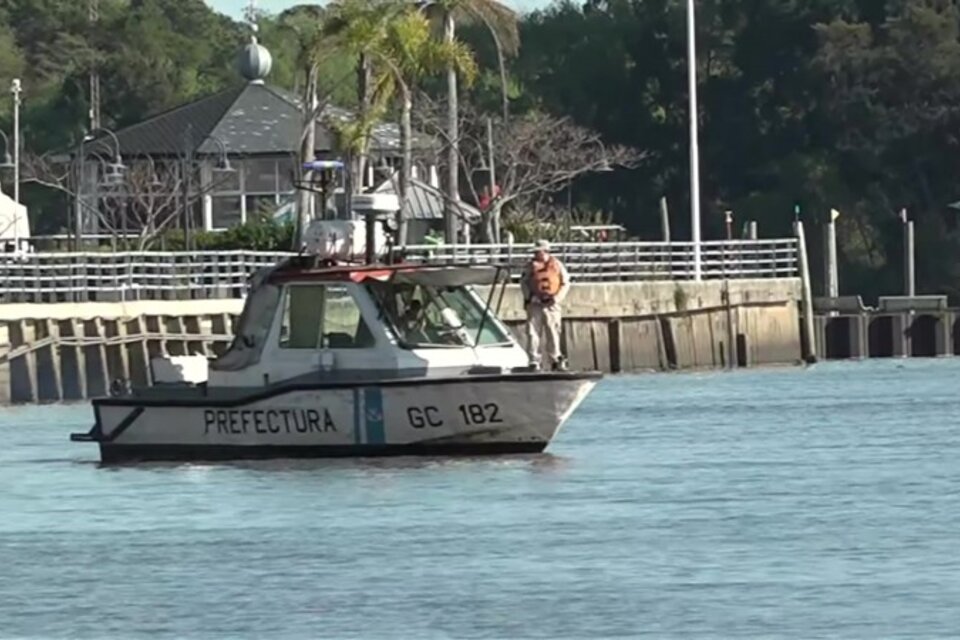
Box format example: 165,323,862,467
363,387,385,445
97,441,548,464
352,388,362,445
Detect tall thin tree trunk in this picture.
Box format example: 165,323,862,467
399,85,412,246
356,53,371,193
490,30,510,122
444,11,460,244
295,65,318,248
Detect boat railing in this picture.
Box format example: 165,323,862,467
0,239,798,303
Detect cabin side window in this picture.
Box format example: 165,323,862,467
322,285,376,348
279,284,375,349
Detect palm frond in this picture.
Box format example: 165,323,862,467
461,0,520,56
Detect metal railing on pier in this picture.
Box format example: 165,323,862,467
401,239,798,282
0,239,798,303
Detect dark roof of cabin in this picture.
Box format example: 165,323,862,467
88,81,433,158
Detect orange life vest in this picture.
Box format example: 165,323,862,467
531,257,562,296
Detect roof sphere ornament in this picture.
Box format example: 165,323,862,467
238,37,273,82
238,0,271,82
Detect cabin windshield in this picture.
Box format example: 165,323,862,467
365,281,510,348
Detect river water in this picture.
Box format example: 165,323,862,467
1,359,958,639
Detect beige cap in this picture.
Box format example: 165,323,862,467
535,239,551,251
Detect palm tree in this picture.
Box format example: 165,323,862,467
419,0,519,242
276,4,357,245
329,1,477,241
321,0,407,198
376,8,477,243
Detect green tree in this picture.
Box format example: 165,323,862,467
377,7,477,241
100,0,242,127
812,0,960,298
420,0,518,241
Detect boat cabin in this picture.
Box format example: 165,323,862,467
203,259,530,388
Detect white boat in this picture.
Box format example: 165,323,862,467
71,242,601,463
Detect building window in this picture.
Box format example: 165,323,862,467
244,158,278,193
277,157,295,193
211,165,240,193
212,197,242,229
203,157,300,230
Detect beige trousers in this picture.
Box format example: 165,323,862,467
525,302,563,366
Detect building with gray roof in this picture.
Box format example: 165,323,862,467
74,36,453,238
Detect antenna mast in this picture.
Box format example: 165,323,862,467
244,0,259,38
88,0,101,131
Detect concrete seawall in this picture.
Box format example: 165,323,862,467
0,279,803,404
482,278,802,371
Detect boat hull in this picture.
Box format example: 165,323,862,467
74,372,600,463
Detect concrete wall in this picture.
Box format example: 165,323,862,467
0,304,239,405
0,279,803,404
485,279,803,371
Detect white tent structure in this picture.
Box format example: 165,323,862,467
0,185,29,253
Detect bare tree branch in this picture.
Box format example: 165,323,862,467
412,93,646,241
22,152,238,250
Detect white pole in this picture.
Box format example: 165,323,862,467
12,78,21,253
904,215,915,298
686,0,702,281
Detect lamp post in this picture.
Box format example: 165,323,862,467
178,133,234,248
77,127,126,249
0,130,14,252
206,135,234,173
686,0,702,280
11,78,21,252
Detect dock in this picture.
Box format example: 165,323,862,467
814,295,958,359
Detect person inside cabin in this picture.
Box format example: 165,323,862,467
399,298,427,340
520,240,571,371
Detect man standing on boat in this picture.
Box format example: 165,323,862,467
521,240,570,371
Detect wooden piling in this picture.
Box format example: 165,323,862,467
36,319,63,401
126,317,150,387
736,333,749,367
954,314,960,356
96,318,110,394
0,323,11,405
658,316,678,369
62,319,87,399
608,319,623,373
7,320,38,403
723,280,736,370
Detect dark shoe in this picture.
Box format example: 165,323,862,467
551,357,569,372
